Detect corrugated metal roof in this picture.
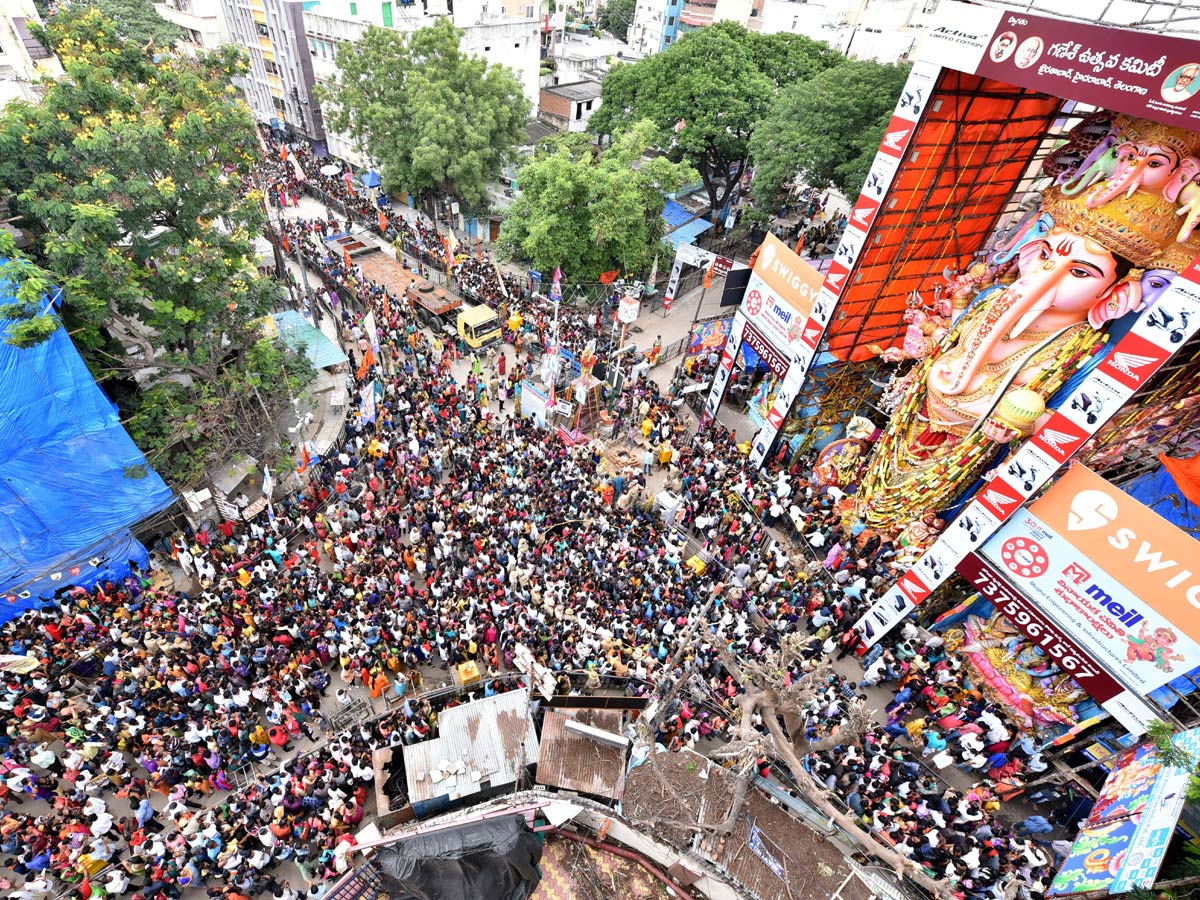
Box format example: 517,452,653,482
269,310,348,370
405,689,539,804
535,709,627,799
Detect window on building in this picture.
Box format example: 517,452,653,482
381,2,393,26
12,17,52,60
484,45,491,51
666,15,674,25
349,2,358,14
526,4,534,15
272,96,287,111
514,41,520,48
574,103,583,120
264,59,280,74
256,21,269,36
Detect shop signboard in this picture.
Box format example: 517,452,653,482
739,232,823,362
1050,728,1200,896
740,322,789,379
923,1,1200,130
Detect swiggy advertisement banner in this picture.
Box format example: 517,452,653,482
979,507,1200,700
741,232,823,364
1030,464,1200,647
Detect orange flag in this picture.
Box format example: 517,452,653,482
343,245,353,271
1161,452,1200,508
281,236,291,254
280,145,289,162
357,346,375,380
378,210,389,232
296,443,310,474
795,232,805,255
702,258,716,290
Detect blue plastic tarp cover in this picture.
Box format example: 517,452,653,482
0,309,172,611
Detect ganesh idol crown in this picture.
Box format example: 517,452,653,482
856,113,1200,532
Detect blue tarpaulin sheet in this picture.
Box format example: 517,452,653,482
662,201,714,249
661,200,694,230
0,300,173,621
359,170,382,189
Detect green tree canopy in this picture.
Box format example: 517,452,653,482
84,0,183,48
0,7,310,484
320,20,531,213
597,0,635,42
749,58,910,207
499,122,695,282
588,23,841,213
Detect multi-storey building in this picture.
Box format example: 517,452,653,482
219,0,326,143
627,0,682,55
303,0,540,166
154,0,231,54
0,0,63,107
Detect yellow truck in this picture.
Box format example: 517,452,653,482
456,303,502,350
406,281,501,349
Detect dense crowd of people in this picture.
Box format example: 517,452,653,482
0,145,1078,900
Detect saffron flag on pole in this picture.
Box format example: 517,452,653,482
795,232,805,255
702,258,716,290
378,210,389,233
343,170,356,194
599,270,620,284
296,443,311,474
343,245,353,272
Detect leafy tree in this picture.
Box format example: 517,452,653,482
749,58,910,207
597,0,635,42
588,23,841,213
320,20,531,213
499,122,695,282
85,0,183,48
0,7,311,485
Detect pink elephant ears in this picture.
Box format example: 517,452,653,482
1087,278,1144,330
1164,157,1200,203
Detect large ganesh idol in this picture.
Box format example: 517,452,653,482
857,116,1200,530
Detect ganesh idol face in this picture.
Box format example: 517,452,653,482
1006,229,1120,332
931,227,1119,399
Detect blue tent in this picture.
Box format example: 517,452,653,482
358,170,382,189
0,299,173,622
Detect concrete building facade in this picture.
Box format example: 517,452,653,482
0,1,63,107
303,0,540,166
537,79,601,131
219,0,326,142
154,0,230,54
627,0,682,55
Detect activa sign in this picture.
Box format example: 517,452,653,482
1033,464,1200,647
